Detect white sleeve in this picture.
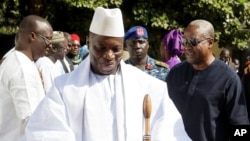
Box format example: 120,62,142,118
24,87,75,141
36,63,53,94
151,83,191,141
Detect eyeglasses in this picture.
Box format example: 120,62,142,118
34,32,52,45
181,38,211,47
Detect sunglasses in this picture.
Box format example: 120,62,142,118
181,38,211,47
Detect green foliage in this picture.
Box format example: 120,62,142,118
0,0,20,34
65,0,123,9
0,0,250,58
130,0,250,49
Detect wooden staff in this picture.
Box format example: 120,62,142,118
143,94,152,141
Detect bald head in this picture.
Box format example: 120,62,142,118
187,19,214,39
220,48,230,56
16,15,53,61
19,15,52,33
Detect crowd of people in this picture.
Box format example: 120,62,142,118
0,6,249,141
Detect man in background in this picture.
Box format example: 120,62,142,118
36,31,67,94
124,26,170,81
56,32,74,73
67,33,82,68
219,48,236,71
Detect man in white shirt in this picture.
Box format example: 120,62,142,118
57,32,74,74
0,15,53,141
36,31,67,94
24,7,190,141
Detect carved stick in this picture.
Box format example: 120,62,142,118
143,94,152,141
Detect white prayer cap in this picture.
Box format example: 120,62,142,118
89,7,124,37
51,31,65,43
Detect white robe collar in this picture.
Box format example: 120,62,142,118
59,56,144,140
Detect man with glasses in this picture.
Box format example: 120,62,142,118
166,19,249,141
0,15,53,141
34,32,52,47
36,31,67,94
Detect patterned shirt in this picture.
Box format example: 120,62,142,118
125,56,170,81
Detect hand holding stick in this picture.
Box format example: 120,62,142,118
143,94,152,141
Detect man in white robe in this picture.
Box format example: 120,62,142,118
36,31,67,94
36,57,65,93
0,15,53,141
24,7,191,141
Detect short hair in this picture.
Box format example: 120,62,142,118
18,15,50,33
188,19,214,39
63,32,72,42
220,48,231,56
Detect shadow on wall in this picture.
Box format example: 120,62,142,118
0,34,16,58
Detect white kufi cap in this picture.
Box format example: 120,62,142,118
51,31,65,43
89,7,124,37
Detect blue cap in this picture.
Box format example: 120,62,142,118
125,26,148,40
